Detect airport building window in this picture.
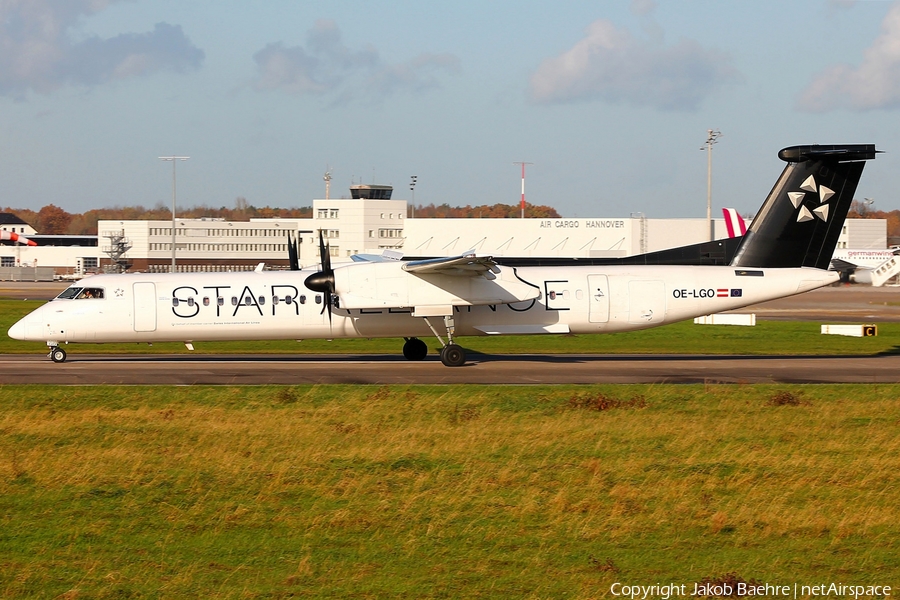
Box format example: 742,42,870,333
82,257,99,269
1,257,14,267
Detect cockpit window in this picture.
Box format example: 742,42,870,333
56,286,105,300
77,288,104,299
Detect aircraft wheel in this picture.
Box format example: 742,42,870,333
439,344,466,367
50,347,67,363
402,337,428,361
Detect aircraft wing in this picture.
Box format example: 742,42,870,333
402,252,500,278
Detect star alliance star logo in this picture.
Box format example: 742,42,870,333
115,288,124,297
788,175,834,223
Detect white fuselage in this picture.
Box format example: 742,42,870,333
9,264,838,346
831,248,898,269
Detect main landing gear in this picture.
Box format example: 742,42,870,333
402,337,428,361
418,315,467,367
49,345,67,363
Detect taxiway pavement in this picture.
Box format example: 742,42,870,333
4,353,900,385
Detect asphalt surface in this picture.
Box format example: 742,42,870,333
4,352,900,384
3,281,898,384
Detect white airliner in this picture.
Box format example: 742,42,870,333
829,248,900,285
8,144,878,366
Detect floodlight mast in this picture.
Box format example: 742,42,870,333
513,161,533,218
701,130,722,241
324,167,333,200
158,156,190,272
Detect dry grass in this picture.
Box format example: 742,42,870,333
1,384,898,597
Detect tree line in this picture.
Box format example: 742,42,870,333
411,203,560,219
3,200,561,235
847,200,900,243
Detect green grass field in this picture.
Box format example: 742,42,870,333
1,385,898,598
2,297,898,597
2,298,898,357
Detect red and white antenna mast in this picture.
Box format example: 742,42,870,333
513,161,533,218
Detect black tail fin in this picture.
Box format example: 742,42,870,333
730,144,878,269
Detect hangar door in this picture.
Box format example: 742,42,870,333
133,282,157,332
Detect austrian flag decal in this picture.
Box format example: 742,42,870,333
717,288,743,298
716,289,729,297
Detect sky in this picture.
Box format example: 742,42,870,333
1,0,899,219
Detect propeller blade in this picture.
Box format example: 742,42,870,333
305,229,335,329
287,231,299,271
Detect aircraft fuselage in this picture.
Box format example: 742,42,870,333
9,264,837,346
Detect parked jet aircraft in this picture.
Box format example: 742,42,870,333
829,248,900,285
8,144,878,366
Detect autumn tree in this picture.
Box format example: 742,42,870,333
36,204,72,234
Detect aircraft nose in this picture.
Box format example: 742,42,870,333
8,316,27,340
7,305,43,341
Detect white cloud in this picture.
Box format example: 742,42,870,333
798,2,900,112
0,0,203,97
252,20,459,101
528,19,738,111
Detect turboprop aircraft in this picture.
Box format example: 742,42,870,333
8,144,878,366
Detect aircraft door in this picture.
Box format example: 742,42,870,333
587,275,609,323
133,282,157,332
628,280,666,324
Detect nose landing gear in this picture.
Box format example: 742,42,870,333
49,346,67,363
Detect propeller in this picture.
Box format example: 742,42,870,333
287,231,300,271
304,230,335,327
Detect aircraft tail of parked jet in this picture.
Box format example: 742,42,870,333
731,144,877,270
722,208,747,238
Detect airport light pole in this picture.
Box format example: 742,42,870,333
701,130,721,241
513,161,533,218
158,156,190,272
410,175,417,217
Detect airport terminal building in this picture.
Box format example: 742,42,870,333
0,186,888,279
